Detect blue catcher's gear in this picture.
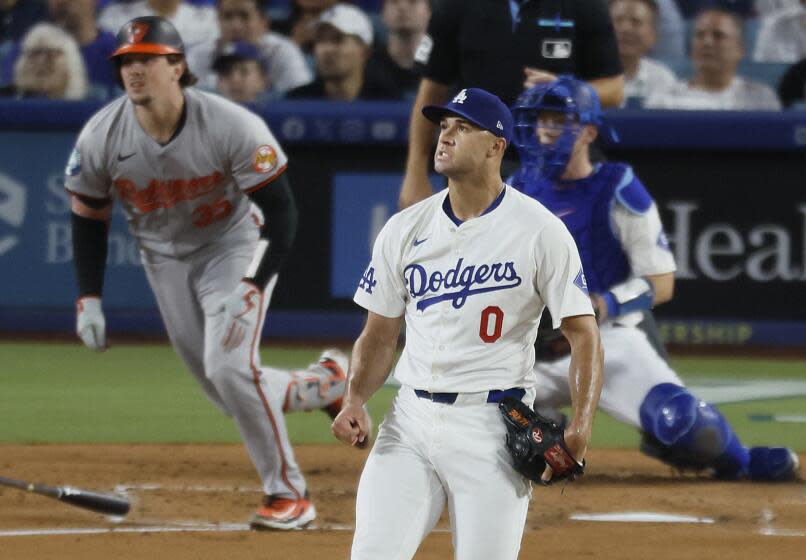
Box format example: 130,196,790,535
511,75,604,180
639,383,801,481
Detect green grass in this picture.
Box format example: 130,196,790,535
1,342,805,450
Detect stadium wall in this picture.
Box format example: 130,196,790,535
1,100,804,346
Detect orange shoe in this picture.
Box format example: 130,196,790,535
250,494,316,530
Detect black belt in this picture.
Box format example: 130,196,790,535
414,387,526,405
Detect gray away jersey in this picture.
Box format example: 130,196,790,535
65,88,288,258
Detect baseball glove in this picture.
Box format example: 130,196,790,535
499,396,585,485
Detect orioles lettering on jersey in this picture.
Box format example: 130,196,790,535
113,171,225,213
404,258,522,312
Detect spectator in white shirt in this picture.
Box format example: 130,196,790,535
754,0,800,17
753,0,806,62
98,0,218,52
610,0,677,107
187,0,312,94
646,9,781,110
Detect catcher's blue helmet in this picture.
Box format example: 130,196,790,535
511,75,605,180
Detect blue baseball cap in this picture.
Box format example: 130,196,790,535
212,41,265,73
423,88,513,144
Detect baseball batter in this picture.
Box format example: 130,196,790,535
332,88,604,559
511,76,800,482
65,16,347,529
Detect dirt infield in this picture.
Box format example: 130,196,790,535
0,444,803,559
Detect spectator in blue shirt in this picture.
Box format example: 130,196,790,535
1,0,48,42
49,0,118,97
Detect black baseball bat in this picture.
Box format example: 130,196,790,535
0,475,130,516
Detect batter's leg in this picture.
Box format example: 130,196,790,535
141,252,229,413
352,391,447,560
203,274,308,499
267,348,349,416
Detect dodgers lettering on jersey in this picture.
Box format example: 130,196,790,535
354,186,593,393
64,88,288,258
404,258,522,311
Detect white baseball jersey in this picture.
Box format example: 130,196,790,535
608,201,677,327
354,185,594,393
612,202,676,279
65,88,288,258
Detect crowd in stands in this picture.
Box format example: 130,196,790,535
1,0,805,110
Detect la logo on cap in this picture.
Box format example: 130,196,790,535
496,120,503,130
452,89,467,104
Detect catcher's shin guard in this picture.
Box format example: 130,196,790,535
639,383,749,478
748,447,800,481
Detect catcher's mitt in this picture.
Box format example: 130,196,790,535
534,311,571,361
499,396,585,485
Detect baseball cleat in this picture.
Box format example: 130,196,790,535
319,348,349,420
250,494,316,530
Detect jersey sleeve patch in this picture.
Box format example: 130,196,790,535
573,268,589,296
253,145,278,174
358,265,378,294
614,166,653,215
65,148,82,177
657,230,671,252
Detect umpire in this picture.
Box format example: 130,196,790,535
399,0,624,208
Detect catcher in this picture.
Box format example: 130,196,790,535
509,76,800,482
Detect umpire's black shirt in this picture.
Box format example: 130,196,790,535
415,0,622,105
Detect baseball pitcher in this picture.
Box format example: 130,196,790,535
333,88,604,560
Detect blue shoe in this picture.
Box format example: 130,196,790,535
748,447,800,482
